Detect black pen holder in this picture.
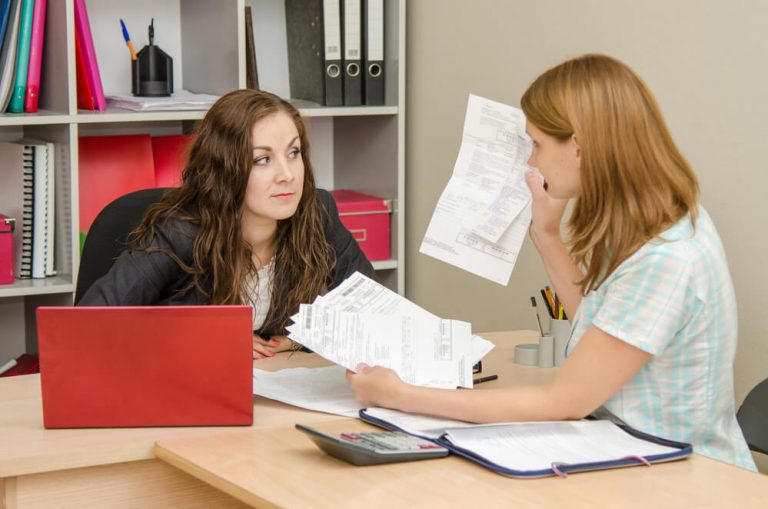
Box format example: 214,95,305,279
132,45,173,96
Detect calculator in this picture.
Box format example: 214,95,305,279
295,423,449,466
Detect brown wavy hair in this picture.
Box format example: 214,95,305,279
521,54,699,293
133,89,335,334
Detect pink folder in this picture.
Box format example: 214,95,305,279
24,0,46,112
73,0,105,111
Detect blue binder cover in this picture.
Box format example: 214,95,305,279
360,408,692,479
0,0,13,54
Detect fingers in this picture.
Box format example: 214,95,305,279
525,170,547,199
355,362,371,373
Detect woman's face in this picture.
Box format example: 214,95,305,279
243,111,305,227
526,122,581,199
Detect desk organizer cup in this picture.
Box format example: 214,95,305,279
551,318,572,366
132,44,173,96
514,343,539,366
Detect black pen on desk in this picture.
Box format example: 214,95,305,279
473,374,498,385
530,296,544,336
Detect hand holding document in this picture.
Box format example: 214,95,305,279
287,272,493,389
420,94,534,285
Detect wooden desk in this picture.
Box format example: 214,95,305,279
0,342,362,509
153,330,768,508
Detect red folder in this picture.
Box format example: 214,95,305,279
152,134,194,187
74,30,95,111
78,135,156,235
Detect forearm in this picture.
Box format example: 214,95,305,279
394,383,585,424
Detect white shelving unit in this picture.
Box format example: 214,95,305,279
0,0,405,359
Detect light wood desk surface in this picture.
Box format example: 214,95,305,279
152,330,768,509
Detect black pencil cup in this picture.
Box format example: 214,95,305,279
132,45,173,96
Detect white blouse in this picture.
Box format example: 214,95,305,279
244,257,274,331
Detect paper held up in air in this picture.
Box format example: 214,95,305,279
420,94,535,286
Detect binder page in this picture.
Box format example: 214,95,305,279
420,94,533,286
444,420,680,472
363,407,479,439
252,365,362,417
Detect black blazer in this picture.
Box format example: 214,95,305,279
78,189,375,333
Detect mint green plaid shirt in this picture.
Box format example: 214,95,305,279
568,207,756,471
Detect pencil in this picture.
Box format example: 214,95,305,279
473,374,498,385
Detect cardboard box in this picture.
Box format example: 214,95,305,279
0,215,15,284
330,190,391,261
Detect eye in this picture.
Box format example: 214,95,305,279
253,156,270,166
288,147,301,158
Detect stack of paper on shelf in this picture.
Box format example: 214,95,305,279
105,90,219,112
287,272,494,389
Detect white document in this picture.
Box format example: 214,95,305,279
420,94,534,286
444,421,679,472
252,365,362,417
362,408,680,472
287,272,478,388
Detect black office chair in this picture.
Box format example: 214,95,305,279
74,188,171,304
737,377,768,455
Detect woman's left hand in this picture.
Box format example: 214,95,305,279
346,363,406,408
252,334,295,360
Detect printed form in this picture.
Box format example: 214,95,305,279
420,94,534,285
287,272,493,389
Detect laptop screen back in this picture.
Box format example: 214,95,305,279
37,306,253,428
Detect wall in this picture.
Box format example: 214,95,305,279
405,0,768,417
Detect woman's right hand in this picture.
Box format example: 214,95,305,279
524,170,569,249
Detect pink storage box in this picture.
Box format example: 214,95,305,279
0,215,14,284
330,190,391,261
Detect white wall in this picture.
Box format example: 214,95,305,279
405,0,768,415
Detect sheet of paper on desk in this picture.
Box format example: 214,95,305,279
420,94,534,286
287,272,493,389
443,421,679,472
252,365,362,417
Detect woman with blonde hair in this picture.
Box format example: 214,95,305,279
347,54,755,470
79,89,374,359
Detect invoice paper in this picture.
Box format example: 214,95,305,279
287,272,492,389
420,94,533,285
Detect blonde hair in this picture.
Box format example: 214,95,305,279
521,54,699,293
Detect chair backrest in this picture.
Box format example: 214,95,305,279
74,188,171,304
737,377,768,455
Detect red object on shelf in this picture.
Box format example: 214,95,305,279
152,134,194,188
0,354,40,377
330,190,391,261
0,214,14,284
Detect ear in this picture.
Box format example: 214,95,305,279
571,134,581,159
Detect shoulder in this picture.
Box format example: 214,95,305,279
314,188,335,213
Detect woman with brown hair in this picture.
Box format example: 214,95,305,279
347,54,755,470
79,89,374,359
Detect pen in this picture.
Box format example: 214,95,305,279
473,374,498,385
530,296,544,336
120,19,137,61
540,289,553,318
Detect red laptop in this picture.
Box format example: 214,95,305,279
37,306,253,428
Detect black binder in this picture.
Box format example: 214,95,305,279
342,0,362,105
285,0,343,106
362,0,384,105
360,408,692,479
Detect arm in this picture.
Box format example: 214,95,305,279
524,171,583,319
347,325,651,422
317,189,376,285
77,220,196,306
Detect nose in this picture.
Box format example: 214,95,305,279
527,152,536,167
274,157,295,182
